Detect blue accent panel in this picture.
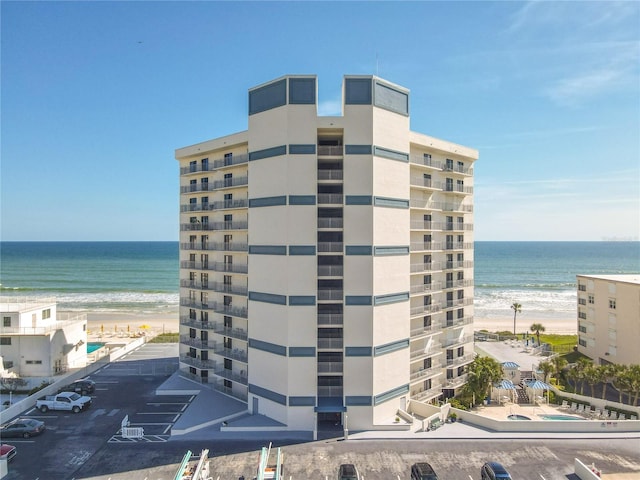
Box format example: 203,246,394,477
374,81,409,116
288,78,316,104
345,347,372,357
373,196,410,209
248,291,287,305
249,145,287,161
288,296,316,306
289,396,316,406
288,195,316,205
345,296,372,306
289,144,316,154
249,384,287,405
288,245,316,255
288,347,316,357
345,396,372,406
345,145,372,155
345,246,372,255
373,146,409,162
249,196,287,208
249,79,286,115
374,246,410,256
345,195,372,205
374,292,409,305
345,78,372,105
249,338,287,356
249,245,287,255
374,384,410,405
374,339,409,356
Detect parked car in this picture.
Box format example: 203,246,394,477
36,391,92,413
411,462,439,480
0,418,45,438
481,461,513,480
338,463,360,480
0,444,17,462
58,378,96,395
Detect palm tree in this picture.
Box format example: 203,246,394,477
584,365,600,397
511,302,522,335
530,323,545,347
574,358,593,395
463,356,503,406
537,360,554,383
629,365,640,406
610,364,628,403
551,356,568,384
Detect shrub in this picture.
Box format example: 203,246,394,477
27,381,51,396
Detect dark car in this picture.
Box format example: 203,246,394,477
411,462,439,480
481,461,513,480
58,378,95,395
338,463,360,480
0,418,45,438
0,444,17,462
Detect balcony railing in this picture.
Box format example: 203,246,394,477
180,242,248,252
410,283,441,295
441,316,473,329
410,177,437,189
445,373,469,388
443,261,474,270
410,347,442,360
213,382,248,402
410,155,472,175
317,361,343,373
181,176,248,193
410,262,444,272
180,153,249,174
317,169,343,180
411,386,443,402
213,347,248,363
181,317,216,330
180,221,248,231
410,365,442,382
317,242,343,253
317,194,344,205
180,355,216,370
317,338,344,349
317,146,343,156
445,354,474,367
181,261,248,274
443,184,473,194
444,242,474,251
211,324,248,342
317,314,343,325
179,368,209,384
213,369,248,385
318,218,343,228
410,242,444,252
442,336,473,348
180,280,248,296
317,265,344,276
318,289,343,301
180,300,248,318
409,199,474,213
410,303,442,316
180,335,214,349
180,199,249,212
410,324,434,337
442,298,474,310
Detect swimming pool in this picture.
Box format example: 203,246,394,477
87,342,106,354
539,414,583,421
507,414,531,420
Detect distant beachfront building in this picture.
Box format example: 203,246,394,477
576,274,640,366
0,298,88,377
175,74,478,432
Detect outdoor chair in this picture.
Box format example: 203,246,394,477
609,411,618,420
570,402,578,412
630,415,637,420
577,404,585,414
560,400,569,409
601,410,610,419
619,413,626,420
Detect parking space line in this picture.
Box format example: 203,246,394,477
147,402,188,405
172,414,180,422
138,412,180,415
163,425,171,434
95,380,119,383
129,422,173,426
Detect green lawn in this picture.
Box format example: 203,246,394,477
148,332,179,343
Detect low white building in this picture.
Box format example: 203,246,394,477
0,298,88,377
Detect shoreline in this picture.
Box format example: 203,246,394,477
78,311,577,336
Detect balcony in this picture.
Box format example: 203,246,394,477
180,153,249,174
443,261,474,270
180,199,249,212
318,218,343,229
213,346,248,363
317,194,344,205
181,355,216,370
443,184,473,195
181,261,248,274
317,361,343,373
179,368,209,384
179,300,248,318
410,365,442,382
441,316,473,329
317,314,343,325
444,242,474,251
213,382,248,402
317,146,343,156
410,262,444,273
318,289,343,301
410,303,442,316
410,242,444,252
410,199,473,213
317,242,343,253
180,335,214,349
410,347,442,361
317,338,343,349
442,335,473,348
317,265,344,277
317,386,343,397
442,279,474,290
180,221,248,232
445,354,474,367
180,317,216,330
411,386,443,402
442,298,474,310
410,155,440,169
445,373,469,389
410,324,435,337
211,324,248,342
180,280,248,296
213,369,248,385
318,169,343,180
410,177,438,190
410,283,441,295
180,242,248,252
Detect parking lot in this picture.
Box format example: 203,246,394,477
3,342,640,480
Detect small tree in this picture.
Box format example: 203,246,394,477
463,356,503,406
537,360,554,383
551,356,568,384
530,323,545,346
511,302,522,335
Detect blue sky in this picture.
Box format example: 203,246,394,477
1,1,638,241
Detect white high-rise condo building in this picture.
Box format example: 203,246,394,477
175,75,478,432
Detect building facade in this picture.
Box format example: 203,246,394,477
577,274,640,366
0,298,88,378
175,75,478,431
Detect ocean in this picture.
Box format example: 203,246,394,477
1,241,638,320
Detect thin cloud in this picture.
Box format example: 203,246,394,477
318,99,342,116
544,66,635,106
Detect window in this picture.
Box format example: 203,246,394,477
224,153,233,165
423,153,432,164
189,160,197,172
423,316,431,328
457,161,464,172
445,158,453,171
588,295,594,304
0,338,11,345
457,308,464,319
423,275,431,286
579,338,587,347
3,317,10,327
224,358,232,370
445,178,453,191
26,360,43,365
224,173,232,187
609,299,616,309
201,158,209,170
224,379,232,389
42,309,51,320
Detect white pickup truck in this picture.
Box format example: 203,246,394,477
36,391,92,413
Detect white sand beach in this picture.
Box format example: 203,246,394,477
474,316,577,335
